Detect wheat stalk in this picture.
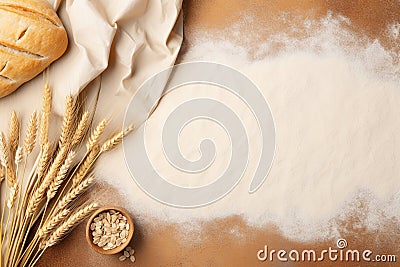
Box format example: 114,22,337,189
72,111,89,147
0,132,15,187
47,151,75,200
0,133,8,168
59,95,74,147
45,203,98,247
8,111,19,157
36,142,51,181
56,175,94,213
40,84,52,146
72,146,100,187
14,147,23,166
101,125,134,152
23,112,38,156
1,84,133,267
14,147,23,181
6,183,19,209
0,167,4,183
26,146,68,217
87,119,108,151
38,209,70,238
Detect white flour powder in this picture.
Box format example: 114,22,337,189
96,15,400,241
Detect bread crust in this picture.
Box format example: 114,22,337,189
0,0,68,98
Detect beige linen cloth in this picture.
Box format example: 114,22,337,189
0,0,183,129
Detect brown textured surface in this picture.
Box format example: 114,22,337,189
181,0,399,58
39,1,400,266
39,189,400,266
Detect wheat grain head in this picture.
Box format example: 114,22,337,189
72,145,100,187
24,111,38,155
8,111,19,156
46,203,98,247
40,84,52,146
59,95,75,147
87,119,108,151
47,151,76,200
72,111,89,147
101,125,134,152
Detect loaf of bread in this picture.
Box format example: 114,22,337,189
0,0,68,98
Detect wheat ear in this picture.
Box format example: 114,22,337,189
0,132,15,187
101,125,134,152
15,147,23,166
59,95,75,146
8,111,19,157
7,183,20,209
40,84,52,146
0,133,8,168
71,111,89,147
56,175,94,213
36,143,50,181
27,147,68,216
23,112,38,156
14,147,23,180
0,166,4,183
38,209,70,238
87,119,108,151
47,151,75,200
46,203,98,247
72,145,100,187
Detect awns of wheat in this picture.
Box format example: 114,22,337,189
0,84,133,267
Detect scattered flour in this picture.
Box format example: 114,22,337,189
96,15,400,242
388,22,400,40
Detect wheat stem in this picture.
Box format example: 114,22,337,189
26,146,68,217
0,132,15,187
0,166,4,183
72,145,100,187
87,119,108,151
101,125,134,152
57,175,95,215
46,203,98,247
1,84,129,266
6,183,19,209
40,84,52,146
8,111,19,157
24,112,38,156
47,151,75,200
36,143,51,183
72,111,89,147
38,209,70,238
59,95,74,146
2,184,20,256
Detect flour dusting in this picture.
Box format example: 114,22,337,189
96,14,400,242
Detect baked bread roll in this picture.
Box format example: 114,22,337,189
0,0,68,98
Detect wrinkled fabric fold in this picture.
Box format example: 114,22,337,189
0,0,183,127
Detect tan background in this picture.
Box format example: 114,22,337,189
39,1,400,266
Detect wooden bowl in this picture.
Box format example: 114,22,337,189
86,206,134,255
